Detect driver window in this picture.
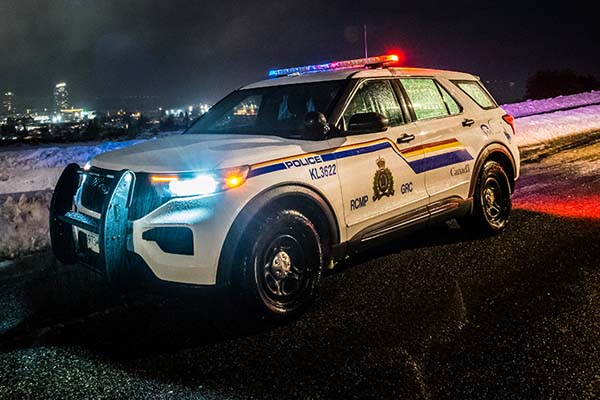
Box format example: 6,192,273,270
342,80,404,130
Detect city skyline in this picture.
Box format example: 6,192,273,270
1,81,210,116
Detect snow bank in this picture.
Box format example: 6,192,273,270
0,139,145,171
0,140,146,194
0,130,182,195
0,131,182,258
502,90,600,118
500,91,600,146
513,104,600,147
0,191,52,259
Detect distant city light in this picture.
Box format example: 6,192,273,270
2,91,13,113
54,82,69,113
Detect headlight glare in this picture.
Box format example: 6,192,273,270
151,165,249,198
168,174,217,197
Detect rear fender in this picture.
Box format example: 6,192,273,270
469,142,517,197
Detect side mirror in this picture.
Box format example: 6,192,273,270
304,111,330,138
347,112,389,134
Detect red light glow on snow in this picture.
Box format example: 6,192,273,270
514,195,600,220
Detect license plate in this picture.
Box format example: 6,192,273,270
86,231,100,254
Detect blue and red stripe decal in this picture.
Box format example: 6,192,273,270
248,138,472,178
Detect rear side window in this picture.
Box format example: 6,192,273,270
453,80,497,109
400,78,462,120
440,86,461,115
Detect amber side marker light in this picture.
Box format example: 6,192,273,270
225,174,244,189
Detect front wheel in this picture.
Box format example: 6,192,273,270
235,209,323,319
460,160,512,235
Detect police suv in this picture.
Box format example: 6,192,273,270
50,54,520,317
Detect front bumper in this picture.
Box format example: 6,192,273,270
50,164,225,286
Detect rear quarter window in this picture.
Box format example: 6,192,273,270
453,80,497,110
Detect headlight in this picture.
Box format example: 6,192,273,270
150,165,250,197
168,175,217,197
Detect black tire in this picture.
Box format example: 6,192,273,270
235,209,323,318
460,160,512,235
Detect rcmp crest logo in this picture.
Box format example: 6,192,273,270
373,157,395,201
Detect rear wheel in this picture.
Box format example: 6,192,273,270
235,209,323,318
460,160,512,235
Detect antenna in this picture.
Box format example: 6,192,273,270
363,24,368,58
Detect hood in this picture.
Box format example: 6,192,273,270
91,134,320,173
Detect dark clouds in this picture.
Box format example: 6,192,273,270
0,0,598,107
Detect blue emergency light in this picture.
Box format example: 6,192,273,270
268,54,401,78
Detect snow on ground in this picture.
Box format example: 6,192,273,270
513,104,600,147
2,91,600,259
0,131,182,259
0,139,146,194
513,131,600,220
0,130,181,194
502,90,600,118
0,191,52,259
500,91,600,147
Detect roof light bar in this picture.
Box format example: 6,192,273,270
268,54,400,78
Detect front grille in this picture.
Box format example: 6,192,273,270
80,169,114,213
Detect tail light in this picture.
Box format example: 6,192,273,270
502,114,516,135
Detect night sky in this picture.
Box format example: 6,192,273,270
1,0,598,108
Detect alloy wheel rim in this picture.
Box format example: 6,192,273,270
482,176,507,226
260,234,307,302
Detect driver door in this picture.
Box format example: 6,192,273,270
329,79,428,239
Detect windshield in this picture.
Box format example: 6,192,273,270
185,80,346,138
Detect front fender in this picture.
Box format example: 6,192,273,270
216,183,340,286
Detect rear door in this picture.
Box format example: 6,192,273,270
329,79,428,239
398,77,479,203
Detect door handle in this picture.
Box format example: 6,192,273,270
396,133,416,144
462,118,475,127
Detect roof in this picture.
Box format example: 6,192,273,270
243,67,476,89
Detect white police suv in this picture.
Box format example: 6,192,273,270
50,54,520,317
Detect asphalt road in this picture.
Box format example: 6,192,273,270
0,133,599,399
